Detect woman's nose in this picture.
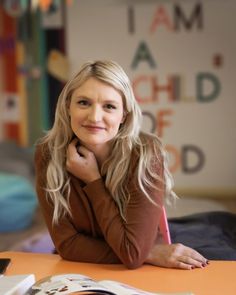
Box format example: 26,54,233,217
88,105,102,122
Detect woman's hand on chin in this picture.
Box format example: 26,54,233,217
146,243,208,270
66,139,101,183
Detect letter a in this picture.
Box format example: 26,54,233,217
150,5,173,33
131,41,156,69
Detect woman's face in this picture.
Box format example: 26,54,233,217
69,77,125,149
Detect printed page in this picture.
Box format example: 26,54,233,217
28,274,116,295
0,274,35,295
99,280,194,295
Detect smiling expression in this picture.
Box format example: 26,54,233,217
69,77,125,151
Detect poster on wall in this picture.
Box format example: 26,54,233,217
66,0,236,197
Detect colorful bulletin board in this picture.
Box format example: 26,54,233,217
0,4,49,147
66,0,236,197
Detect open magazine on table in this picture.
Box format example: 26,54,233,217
25,273,194,295
0,274,35,295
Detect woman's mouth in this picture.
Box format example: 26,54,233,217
83,125,105,132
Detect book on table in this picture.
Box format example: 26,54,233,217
0,273,194,295
24,273,194,295
0,274,35,295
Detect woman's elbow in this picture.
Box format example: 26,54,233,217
121,254,145,269
57,248,73,261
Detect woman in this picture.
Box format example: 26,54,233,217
35,60,208,269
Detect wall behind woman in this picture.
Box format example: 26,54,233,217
66,0,235,197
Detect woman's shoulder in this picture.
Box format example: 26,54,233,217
130,132,163,167
135,131,163,156
139,131,162,145
133,132,164,174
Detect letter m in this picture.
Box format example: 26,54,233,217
174,3,203,31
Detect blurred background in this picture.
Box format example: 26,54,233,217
0,0,235,252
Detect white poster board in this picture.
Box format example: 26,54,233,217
66,0,236,197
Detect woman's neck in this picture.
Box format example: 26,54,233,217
83,143,111,168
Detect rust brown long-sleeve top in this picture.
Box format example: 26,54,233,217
35,144,164,269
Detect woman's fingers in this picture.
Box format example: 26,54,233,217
77,145,93,158
66,141,101,183
69,138,79,149
182,245,208,266
174,254,206,269
146,243,209,270
172,260,194,270
67,138,79,158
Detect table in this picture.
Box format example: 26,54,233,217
1,251,236,295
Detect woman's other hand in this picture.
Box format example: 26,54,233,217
66,139,101,183
146,243,208,270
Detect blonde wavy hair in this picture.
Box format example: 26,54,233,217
39,60,176,223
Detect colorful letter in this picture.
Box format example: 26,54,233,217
197,72,221,102
174,3,203,31
182,145,205,173
156,109,173,138
131,41,156,69
150,5,173,33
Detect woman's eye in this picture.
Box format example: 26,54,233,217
78,100,89,106
105,104,116,110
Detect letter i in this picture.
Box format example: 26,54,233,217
128,6,135,34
